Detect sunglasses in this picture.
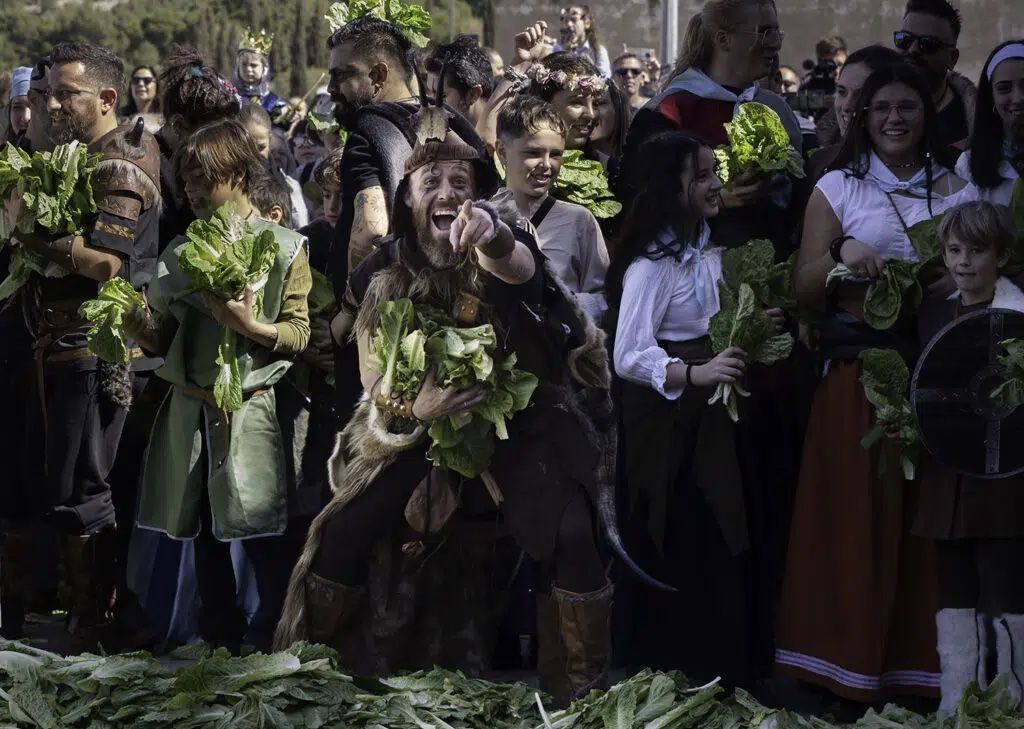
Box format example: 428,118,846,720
132,76,156,86
893,30,955,55
615,68,642,77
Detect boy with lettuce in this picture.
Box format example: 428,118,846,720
125,118,311,651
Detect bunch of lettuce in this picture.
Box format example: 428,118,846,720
308,268,338,320
368,298,538,478
178,202,279,412
78,278,147,364
708,283,793,422
707,240,795,421
552,150,622,220
0,141,101,301
993,338,1024,407
827,258,923,330
859,348,920,480
325,0,432,46
713,102,805,186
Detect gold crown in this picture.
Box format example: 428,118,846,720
238,27,274,56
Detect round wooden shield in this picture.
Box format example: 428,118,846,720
911,308,1024,478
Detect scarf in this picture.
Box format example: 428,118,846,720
656,221,718,316
661,67,758,112
864,151,949,196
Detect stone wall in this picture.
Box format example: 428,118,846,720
494,0,1024,86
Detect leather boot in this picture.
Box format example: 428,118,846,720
995,614,1024,707
63,534,114,638
536,591,572,708
304,572,366,655
552,582,614,702
937,608,985,714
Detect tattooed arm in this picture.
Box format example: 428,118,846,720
347,186,389,272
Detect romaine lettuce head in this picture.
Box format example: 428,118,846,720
79,278,146,364
716,102,805,184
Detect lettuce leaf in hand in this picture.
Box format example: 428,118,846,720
178,203,281,412
719,238,796,312
325,0,432,46
827,258,923,330
859,348,920,480
714,102,804,186
367,298,538,478
78,278,146,364
993,337,1024,407
708,283,793,421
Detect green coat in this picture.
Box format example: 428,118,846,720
136,221,306,541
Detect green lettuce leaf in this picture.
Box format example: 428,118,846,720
714,102,805,185
325,0,432,46
864,258,922,330
552,150,622,220
993,337,1024,407
308,268,338,319
78,277,147,364
859,348,920,479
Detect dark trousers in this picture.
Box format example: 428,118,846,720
936,538,1024,614
193,493,301,652
23,367,128,534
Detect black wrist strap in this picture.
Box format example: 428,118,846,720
685,364,694,388
830,235,853,263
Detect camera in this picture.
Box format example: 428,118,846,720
803,57,838,94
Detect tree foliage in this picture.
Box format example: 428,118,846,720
0,0,489,99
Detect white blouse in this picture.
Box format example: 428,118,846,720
955,151,1018,207
816,168,979,261
614,225,722,400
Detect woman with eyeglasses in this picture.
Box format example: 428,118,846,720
776,63,978,706
955,40,1024,207
120,65,162,133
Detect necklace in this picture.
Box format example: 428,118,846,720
885,160,921,169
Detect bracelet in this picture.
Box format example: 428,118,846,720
830,235,853,263
685,364,694,388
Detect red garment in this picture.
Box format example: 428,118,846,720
654,91,734,147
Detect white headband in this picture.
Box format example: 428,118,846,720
986,43,1024,81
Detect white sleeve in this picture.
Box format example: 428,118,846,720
574,210,610,323
613,258,685,400
595,46,612,78
815,170,847,222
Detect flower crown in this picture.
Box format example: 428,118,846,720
238,28,274,56
524,63,606,94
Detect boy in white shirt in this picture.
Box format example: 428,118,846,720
493,95,610,323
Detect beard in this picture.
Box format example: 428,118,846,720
413,202,463,269
333,89,374,132
48,105,97,145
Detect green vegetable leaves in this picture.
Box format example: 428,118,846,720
714,102,805,186
707,240,795,421
308,268,338,320
367,298,538,478
993,338,1024,407
0,141,101,301
552,150,622,220
78,278,147,364
178,203,281,412
859,348,920,480
325,0,432,46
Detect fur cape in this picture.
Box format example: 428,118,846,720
274,209,610,650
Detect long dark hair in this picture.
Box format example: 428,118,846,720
969,40,1024,188
830,63,955,212
159,48,240,135
588,81,630,158
121,65,161,116
607,131,708,308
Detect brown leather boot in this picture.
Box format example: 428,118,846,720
304,572,366,659
536,591,572,707
552,582,614,701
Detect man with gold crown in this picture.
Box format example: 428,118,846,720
275,90,641,706
234,27,288,123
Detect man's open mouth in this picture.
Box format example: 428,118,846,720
431,209,458,232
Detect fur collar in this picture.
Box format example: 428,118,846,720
946,276,1024,313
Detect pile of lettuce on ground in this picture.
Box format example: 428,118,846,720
2,640,1019,728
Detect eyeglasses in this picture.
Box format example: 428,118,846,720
132,76,156,86
615,68,642,77
40,88,95,104
893,30,955,55
864,101,923,119
735,25,785,46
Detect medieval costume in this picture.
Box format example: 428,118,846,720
234,29,288,123
11,119,162,636
276,113,619,707
915,277,1024,712
613,221,771,687
490,188,609,323
775,158,979,702
135,217,311,650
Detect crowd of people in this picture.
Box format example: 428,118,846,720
0,0,1023,719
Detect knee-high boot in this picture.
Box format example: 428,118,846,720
937,608,987,714
995,614,1024,707
551,582,613,703
536,591,571,707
